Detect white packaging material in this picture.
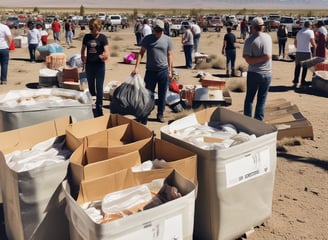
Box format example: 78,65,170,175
0,88,94,131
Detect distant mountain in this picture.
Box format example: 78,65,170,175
1,0,328,9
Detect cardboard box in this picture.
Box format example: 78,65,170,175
201,77,226,89
63,169,196,240
0,116,78,240
264,99,314,140
68,138,197,197
0,88,94,132
68,120,154,194
65,114,136,150
193,88,232,107
161,107,277,240
46,52,67,70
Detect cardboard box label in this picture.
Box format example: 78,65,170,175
225,148,270,188
115,214,183,240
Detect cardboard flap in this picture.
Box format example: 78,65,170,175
85,124,129,147
83,151,142,180
0,115,72,153
77,169,195,204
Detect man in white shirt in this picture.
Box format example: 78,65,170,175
191,21,201,53
0,22,12,84
142,18,152,41
292,21,316,88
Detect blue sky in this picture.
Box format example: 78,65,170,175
1,0,328,9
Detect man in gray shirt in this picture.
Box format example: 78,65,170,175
242,17,272,121
132,19,173,124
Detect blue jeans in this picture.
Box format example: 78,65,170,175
183,45,193,68
28,43,38,62
144,69,169,117
244,71,271,121
86,62,105,116
193,33,200,53
225,49,236,71
0,48,9,81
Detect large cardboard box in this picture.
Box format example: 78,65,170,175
68,120,154,194
0,116,79,240
264,99,314,140
63,169,196,240
0,88,94,132
161,107,277,240
65,113,134,150
68,138,197,197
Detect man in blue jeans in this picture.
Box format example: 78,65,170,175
0,22,12,85
132,19,173,124
242,17,272,121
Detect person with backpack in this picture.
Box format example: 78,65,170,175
277,24,288,59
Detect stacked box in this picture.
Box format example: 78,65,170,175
46,53,67,70
161,107,277,240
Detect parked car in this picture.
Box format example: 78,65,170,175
5,16,19,29
266,14,280,31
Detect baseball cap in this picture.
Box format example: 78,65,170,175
154,19,164,30
252,17,264,27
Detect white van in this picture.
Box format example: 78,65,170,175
108,15,122,26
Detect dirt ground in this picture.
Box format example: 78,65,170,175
1,25,327,240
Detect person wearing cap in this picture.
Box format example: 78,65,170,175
292,21,316,88
242,17,272,121
132,19,173,124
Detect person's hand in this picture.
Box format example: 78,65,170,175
99,54,108,62
131,67,138,75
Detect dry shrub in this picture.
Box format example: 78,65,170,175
237,63,248,72
112,35,123,41
211,56,225,69
77,32,85,41
276,137,303,152
227,78,246,92
194,61,212,70
111,44,120,51
110,51,119,57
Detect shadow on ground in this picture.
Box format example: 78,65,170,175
278,152,328,172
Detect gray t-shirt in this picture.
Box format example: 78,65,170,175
243,32,272,75
141,34,173,71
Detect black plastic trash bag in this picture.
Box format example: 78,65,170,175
110,74,155,119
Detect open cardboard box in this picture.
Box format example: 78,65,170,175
63,169,196,240
0,116,78,240
65,113,135,150
265,99,314,140
68,138,197,198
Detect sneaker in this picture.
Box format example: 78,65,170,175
300,81,311,87
157,115,165,123
1,81,7,85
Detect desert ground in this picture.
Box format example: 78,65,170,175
0,24,327,240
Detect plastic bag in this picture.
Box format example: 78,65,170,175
110,74,154,119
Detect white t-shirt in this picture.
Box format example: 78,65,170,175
296,27,315,53
0,23,11,49
192,24,201,35
142,24,152,37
